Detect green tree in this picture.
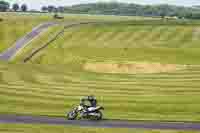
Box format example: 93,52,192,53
0,1,9,12
63,2,200,18
41,6,48,12
58,6,64,13
47,5,56,13
21,4,28,12
12,3,19,12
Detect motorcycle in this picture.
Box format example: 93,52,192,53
67,105,104,120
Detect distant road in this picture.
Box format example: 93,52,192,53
0,22,58,61
0,114,200,131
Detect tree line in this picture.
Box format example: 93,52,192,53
64,2,200,19
1,1,200,19
0,1,64,13
0,1,28,12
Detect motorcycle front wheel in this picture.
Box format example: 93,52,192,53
67,110,78,120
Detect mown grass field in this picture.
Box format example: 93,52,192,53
0,124,197,133
1,13,200,132
0,20,197,123
1,61,200,121
16,20,200,64
42,21,200,62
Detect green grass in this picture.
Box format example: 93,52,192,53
1,61,200,121
2,18,200,124
0,124,197,133
25,22,200,65
7,20,200,122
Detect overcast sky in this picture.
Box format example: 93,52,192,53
5,0,200,10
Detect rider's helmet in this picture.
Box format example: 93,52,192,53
88,95,97,107
88,95,95,101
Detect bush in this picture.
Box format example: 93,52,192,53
53,14,64,19
0,18,3,22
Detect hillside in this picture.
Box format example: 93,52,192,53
1,9,200,132
23,20,200,65
1,20,198,122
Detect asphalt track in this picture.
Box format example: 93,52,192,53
1,22,200,131
0,22,58,61
0,114,200,131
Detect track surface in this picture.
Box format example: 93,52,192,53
0,22,58,60
0,114,200,131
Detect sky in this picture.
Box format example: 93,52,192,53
5,0,200,10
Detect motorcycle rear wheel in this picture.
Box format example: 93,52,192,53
92,111,103,121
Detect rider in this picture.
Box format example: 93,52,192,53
80,95,97,109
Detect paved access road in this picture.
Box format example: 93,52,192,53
0,114,200,131
0,22,58,60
